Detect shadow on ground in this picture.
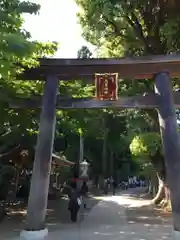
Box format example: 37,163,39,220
46,195,100,226
75,194,173,240
0,193,101,239
124,204,172,240
0,188,174,240
126,204,172,224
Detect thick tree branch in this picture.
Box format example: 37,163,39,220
126,13,153,53
139,1,166,54
102,15,126,40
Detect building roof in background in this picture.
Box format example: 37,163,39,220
52,153,75,167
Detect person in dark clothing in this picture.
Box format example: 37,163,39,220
68,181,81,222
112,179,117,195
104,178,109,195
80,181,88,209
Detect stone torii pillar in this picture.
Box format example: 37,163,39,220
20,75,59,240
154,72,180,240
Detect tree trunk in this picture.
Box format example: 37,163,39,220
151,173,171,207
163,184,171,207
152,174,165,204
110,150,114,176
14,167,20,200
102,130,108,177
148,181,152,195
150,152,168,205
79,134,84,163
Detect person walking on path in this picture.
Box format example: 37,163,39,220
112,178,118,195
104,177,110,195
80,181,89,209
68,181,81,222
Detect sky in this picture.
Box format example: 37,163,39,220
23,0,95,58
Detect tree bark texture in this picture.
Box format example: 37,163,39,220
102,130,108,177
152,174,165,204
150,153,167,204
110,150,114,177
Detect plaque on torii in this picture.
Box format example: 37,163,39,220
95,73,118,100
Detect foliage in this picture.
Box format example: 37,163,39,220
0,0,58,153
75,0,180,104
76,0,180,55
75,0,180,184
0,0,60,202
130,133,162,158
77,46,92,58
0,164,15,199
3,0,177,203
0,0,58,78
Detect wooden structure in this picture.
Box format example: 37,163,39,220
12,54,180,238
20,54,180,80
51,154,74,190
52,153,75,167
8,92,180,109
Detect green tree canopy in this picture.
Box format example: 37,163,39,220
0,0,58,153
77,46,92,58
76,0,180,56
130,133,162,159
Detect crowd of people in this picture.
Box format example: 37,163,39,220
104,177,118,195
121,176,147,189
103,176,147,194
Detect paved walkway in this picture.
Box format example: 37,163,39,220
0,189,174,239
46,189,173,240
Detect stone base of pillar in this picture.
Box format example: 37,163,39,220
173,230,180,240
20,228,48,240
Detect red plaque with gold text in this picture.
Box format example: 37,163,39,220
95,73,118,100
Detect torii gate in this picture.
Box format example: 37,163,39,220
7,54,180,239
